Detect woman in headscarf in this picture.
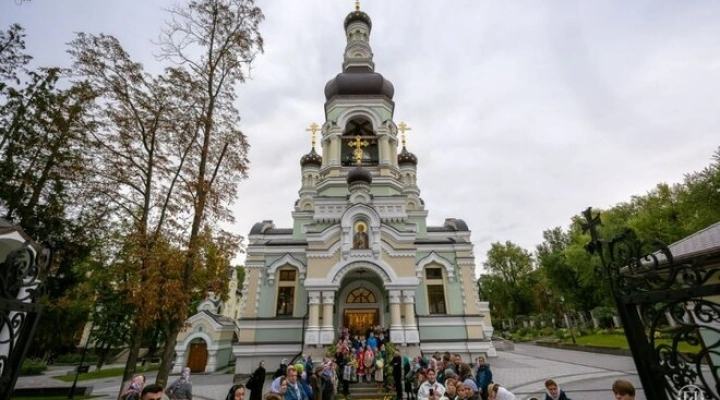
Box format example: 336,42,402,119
166,367,193,400
488,383,516,400
226,384,246,400
265,376,288,400
248,361,266,400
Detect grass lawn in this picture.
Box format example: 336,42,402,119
53,365,159,382
568,333,700,353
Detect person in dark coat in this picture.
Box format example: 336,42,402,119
248,361,266,400
274,359,289,379
391,352,403,400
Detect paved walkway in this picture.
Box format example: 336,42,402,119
14,343,645,400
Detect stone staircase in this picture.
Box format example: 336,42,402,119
340,381,396,400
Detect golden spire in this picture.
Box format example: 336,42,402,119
355,0,360,11
305,122,320,149
398,121,412,147
348,135,369,165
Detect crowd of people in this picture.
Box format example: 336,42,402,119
119,340,638,400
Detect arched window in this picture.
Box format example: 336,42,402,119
347,287,376,303
276,268,297,316
425,265,447,314
342,117,379,166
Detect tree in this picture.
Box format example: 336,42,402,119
152,0,264,386
0,24,102,357
68,32,197,385
482,241,536,318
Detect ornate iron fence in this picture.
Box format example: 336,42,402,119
581,207,720,400
0,237,51,400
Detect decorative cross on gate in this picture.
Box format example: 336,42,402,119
347,135,369,165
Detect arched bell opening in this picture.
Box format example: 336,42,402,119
342,117,379,166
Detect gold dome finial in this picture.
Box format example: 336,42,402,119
355,0,360,11
398,121,412,147
305,122,320,149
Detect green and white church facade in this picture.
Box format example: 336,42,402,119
233,5,495,374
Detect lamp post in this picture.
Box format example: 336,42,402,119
559,296,576,344
69,303,101,399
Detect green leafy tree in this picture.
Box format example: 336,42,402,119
481,241,536,318
0,24,101,357
153,0,263,387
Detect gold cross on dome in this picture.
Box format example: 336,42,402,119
305,122,320,149
355,0,360,11
348,135,369,165
398,121,412,147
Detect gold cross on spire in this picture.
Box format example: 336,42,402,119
398,121,412,147
305,122,320,149
355,0,360,11
348,135,369,165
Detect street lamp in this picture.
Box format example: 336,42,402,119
69,303,102,399
559,296,576,344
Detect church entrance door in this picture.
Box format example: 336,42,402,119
344,309,379,337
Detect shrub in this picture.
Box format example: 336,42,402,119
20,358,47,375
55,352,100,364
540,327,554,337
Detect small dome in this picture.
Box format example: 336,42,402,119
347,166,372,185
324,67,395,101
397,146,418,166
344,10,372,32
300,148,322,167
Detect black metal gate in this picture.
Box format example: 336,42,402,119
582,207,720,400
0,238,51,400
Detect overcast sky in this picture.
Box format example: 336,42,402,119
3,0,719,275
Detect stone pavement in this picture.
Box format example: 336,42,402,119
14,343,645,400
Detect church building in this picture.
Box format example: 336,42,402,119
233,4,495,373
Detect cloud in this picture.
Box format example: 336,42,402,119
4,0,719,276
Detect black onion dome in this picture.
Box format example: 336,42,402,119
300,147,322,167
347,166,372,185
397,146,418,166
324,67,395,101
344,10,372,32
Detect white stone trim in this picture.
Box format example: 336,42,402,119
336,107,384,132
416,316,485,327
306,241,341,258
380,242,416,258
340,204,382,259
185,312,236,331
416,252,456,282
239,319,306,329
266,254,306,285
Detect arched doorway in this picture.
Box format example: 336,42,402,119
338,279,385,338
186,338,208,373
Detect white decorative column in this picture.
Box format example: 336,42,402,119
305,291,321,346
403,290,419,344
389,290,405,345
329,136,340,166
320,291,336,345
206,349,218,373
379,136,390,165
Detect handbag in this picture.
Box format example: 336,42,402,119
246,374,256,390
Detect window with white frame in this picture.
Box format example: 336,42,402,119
425,266,447,314
276,268,297,316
